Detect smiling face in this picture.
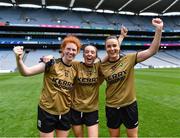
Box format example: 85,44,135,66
63,42,78,63
83,45,97,66
60,35,81,64
105,38,120,61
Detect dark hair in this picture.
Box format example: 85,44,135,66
105,35,119,45
83,45,98,58
106,35,117,40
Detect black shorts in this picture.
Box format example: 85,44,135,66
37,106,71,133
71,108,99,126
106,101,138,129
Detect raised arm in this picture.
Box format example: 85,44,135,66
118,25,128,46
13,46,45,76
136,18,163,63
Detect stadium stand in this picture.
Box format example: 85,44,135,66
0,7,180,31
0,0,180,72
0,49,16,72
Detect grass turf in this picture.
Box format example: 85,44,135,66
0,68,180,137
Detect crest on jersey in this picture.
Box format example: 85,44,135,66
85,69,96,77
64,70,69,77
111,63,123,72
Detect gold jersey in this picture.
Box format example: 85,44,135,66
39,58,77,115
100,53,137,108
71,61,103,112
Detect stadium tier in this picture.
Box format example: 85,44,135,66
0,7,179,49
1,49,180,72
0,7,180,31
0,7,180,72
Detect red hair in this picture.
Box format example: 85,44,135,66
61,35,81,53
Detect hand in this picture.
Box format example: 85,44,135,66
13,46,24,59
152,18,163,30
120,26,128,37
41,55,53,63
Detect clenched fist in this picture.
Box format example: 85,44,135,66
13,46,24,60
121,26,128,37
152,18,163,30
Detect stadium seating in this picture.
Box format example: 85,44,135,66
0,7,179,31
1,49,180,72
0,49,17,71
0,7,180,72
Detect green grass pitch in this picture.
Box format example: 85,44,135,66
0,68,180,137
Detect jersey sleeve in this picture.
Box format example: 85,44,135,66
127,52,138,66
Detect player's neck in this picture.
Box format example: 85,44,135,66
109,55,120,62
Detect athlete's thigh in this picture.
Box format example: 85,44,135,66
126,127,138,138
87,124,98,138
39,131,54,138
108,128,120,137
56,129,69,138
72,125,84,137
